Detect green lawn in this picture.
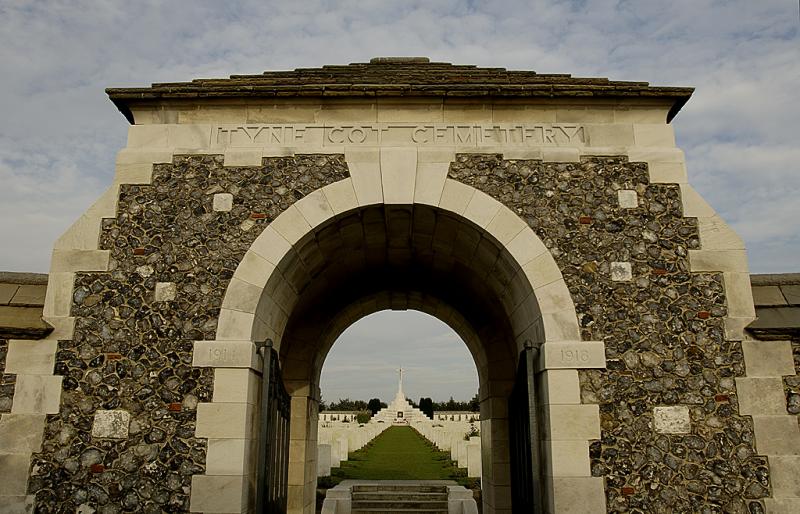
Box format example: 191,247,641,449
329,426,466,481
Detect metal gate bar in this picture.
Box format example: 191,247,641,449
508,344,543,513
256,341,291,514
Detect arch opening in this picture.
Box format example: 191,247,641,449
319,310,479,412
249,202,549,513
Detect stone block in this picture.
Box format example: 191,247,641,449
115,149,174,165
221,277,262,314
689,249,749,273
610,261,632,281
541,310,582,343
556,107,613,123
91,410,131,439
196,403,253,439
617,189,638,208
741,340,795,377
193,340,260,370
751,286,787,306
9,285,46,306
206,438,252,475
464,190,501,229
764,498,800,514
270,205,312,245
213,193,234,212
114,162,153,184
439,179,474,215
724,272,756,318
0,284,18,304
538,369,581,405
0,414,45,453
154,282,176,302
782,284,800,305
347,160,383,206
543,440,591,477
235,250,275,289
699,215,745,250
543,404,600,440
648,162,687,183
50,249,110,273
539,341,606,370
547,476,606,514
5,340,57,375
380,147,417,204
485,205,527,246
752,416,800,455
736,377,787,416
0,453,31,495
653,406,690,434
633,123,675,147
770,455,800,498
377,99,443,122
614,106,668,123
213,368,259,404
521,253,562,292
127,124,168,148
167,124,211,149
0,495,34,513
467,439,482,477
413,162,449,206
585,124,634,147
11,374,62,414
679,184,715,218
216,309,256,340
189,474,248,513
322,180,358,215
317,443,331,477
541,147,580,162
505,229,547,267
295,189,335,228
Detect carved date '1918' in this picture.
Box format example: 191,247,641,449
560,348,590,364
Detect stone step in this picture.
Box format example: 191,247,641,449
352,485,448,493
352,492,448,501
352,500,449,510
352,510,448,514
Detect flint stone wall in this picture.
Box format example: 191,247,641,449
448,154,768,513
29,154,348,513
789,338,800,415
0,339,11,412
24,152,767,513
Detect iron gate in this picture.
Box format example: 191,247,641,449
508,344,543,513
255,341,291,514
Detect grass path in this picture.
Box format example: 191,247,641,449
331,426,465,481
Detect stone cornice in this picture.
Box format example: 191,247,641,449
106,60,694,124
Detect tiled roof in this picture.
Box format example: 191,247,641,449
748,273,800,339
106,57,694,123
0,272,50,339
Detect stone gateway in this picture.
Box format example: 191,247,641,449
0,58,798,514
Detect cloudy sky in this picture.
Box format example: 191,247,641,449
1,1,797,401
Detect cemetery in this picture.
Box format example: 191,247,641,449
0,58,798,513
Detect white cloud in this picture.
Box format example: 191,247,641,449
1,0,797,395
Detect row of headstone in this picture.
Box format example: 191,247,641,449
411,421,482,478
316,423,389,477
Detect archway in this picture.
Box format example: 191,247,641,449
194,174,602,514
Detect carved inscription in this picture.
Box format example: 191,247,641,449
206,346,241,365
192,340,258,369
539,341,606,370
559,348,591,365
214,124,585,147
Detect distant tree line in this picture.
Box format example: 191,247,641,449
320,392,479,420
320,398,387,413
